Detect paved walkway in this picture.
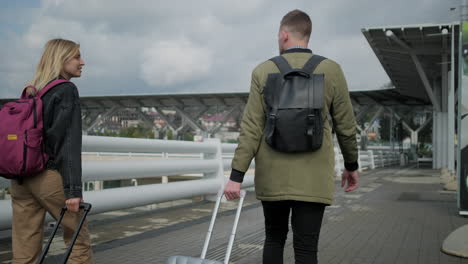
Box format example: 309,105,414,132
1,166,468,263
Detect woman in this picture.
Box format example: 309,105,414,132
10,38,93,264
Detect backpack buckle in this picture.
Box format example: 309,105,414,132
269,113,277,120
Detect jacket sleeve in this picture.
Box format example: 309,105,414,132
48,83,83,199
230,69,265,182
331,65,359,171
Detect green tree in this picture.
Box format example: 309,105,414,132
119,124,154,139
166,130,173,140
183,132,194,141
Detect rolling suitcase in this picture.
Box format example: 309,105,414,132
37,202,92,264
166,190,246,264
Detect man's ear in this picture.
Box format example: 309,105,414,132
280,30,288,42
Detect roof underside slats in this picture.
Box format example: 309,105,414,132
361,23,457,107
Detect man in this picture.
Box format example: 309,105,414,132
224,9,359,264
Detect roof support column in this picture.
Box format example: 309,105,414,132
438,32,450,170
359,106,383,150
433,110,438,169
136,109,157,138
389,108,421,161
390,112,394,151
447,25,456,172
434,111,445,169
364,107,384,133
354,105,370,132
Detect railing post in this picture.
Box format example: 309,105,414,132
203,138,225,201
358,150,363,172
400,152,406,166
334,147,342,179
369,150,375,170
379,150,385,168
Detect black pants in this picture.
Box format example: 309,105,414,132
262,200,325,264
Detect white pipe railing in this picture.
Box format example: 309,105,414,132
334,148,401,174
83,136,219,154
82,160,219,181
0,175,255,230
0,136,402,230
0,137,252,230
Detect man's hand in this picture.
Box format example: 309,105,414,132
341,169,358,192
224,180,241,200
65,198,83,213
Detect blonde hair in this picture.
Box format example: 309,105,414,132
27,38,80,95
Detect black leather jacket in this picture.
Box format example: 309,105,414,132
42,80,83,199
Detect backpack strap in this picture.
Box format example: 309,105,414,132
266,76,281,142
304,55,326,110
20,86,37,99
37,79,70,98
270,56,293,76
302,55,326,74
307,76,324,137
312,75,324,109
305,56,326,137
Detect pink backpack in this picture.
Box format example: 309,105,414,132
0,80,69,179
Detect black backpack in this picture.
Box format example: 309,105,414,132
263,55,326,153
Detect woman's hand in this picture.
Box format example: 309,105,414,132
65,198,83,212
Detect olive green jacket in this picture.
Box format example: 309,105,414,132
231,50,358,205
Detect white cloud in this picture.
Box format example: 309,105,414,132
317,34,390,91
0,0,454,98
140,38,212,86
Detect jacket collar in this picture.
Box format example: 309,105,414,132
281,48,312,55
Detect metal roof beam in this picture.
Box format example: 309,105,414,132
386,30,441,112
385,107,415,132
209,106,240,134
136,109,156,128
154,107,178,132
415,115,433,133
364,106,384,133
177,106,210,134
173,106,206,132
86,107,118,133
380,48,448,55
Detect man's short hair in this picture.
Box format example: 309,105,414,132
280,9,312,41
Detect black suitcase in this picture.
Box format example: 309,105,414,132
37,202,92,264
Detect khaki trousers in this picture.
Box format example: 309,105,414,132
10,169,94,264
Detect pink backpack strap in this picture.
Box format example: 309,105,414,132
37,79,70,98
20,86,37,99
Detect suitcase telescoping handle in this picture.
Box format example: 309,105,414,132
37,202,92,264
200,189,246,264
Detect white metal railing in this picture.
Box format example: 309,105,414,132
0,136,253,230
334,148,401,174
0,136,401,230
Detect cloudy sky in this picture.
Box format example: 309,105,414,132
0,0,458,98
